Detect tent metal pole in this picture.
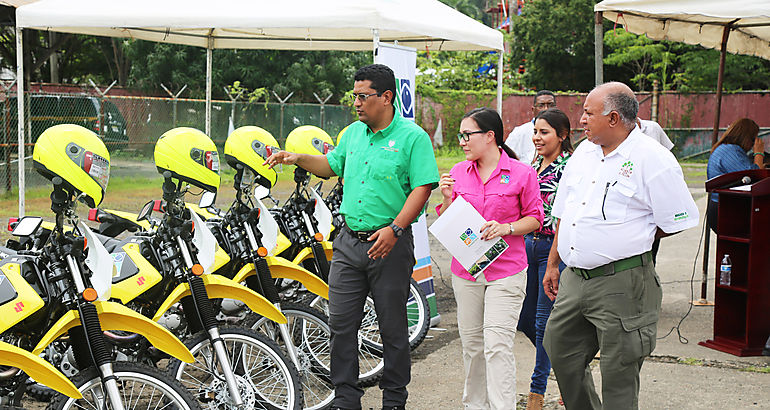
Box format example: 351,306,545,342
711,23,733,145
698,22,734,306
496,51,503,115
16,26,24,217
594,11,603,86
372,29,379,61
205,32,213,136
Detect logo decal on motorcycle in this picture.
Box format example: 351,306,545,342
137,276,145,286
14,302,23,313
112,252,126,274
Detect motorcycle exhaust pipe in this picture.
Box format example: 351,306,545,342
0,366,20,379
103,330,141,343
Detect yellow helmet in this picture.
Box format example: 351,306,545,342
285,125,335,156
336,124,351,146
33,124,110,208
224,126,279,188
154,127,220,193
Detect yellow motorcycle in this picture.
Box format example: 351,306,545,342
4,123,201,410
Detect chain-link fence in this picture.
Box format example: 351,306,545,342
0,90,356,192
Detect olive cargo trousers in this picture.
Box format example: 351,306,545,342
543,254,661,410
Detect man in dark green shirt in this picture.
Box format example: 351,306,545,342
266,64,439,410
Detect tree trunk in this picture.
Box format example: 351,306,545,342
112,38,129,86
48,32,59,83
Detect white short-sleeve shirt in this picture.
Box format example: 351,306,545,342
638,119,674,150
551,127,699,269
504,120,536,165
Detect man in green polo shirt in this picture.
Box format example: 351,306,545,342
266,64,439,410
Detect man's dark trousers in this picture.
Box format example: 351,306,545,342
328,226,415,409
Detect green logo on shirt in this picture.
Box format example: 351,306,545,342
674,211,689,221
619,160,634,178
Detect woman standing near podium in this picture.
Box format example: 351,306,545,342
706,118,766,233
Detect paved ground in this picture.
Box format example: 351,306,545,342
361,189,770,409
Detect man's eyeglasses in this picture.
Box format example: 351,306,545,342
457,130,486,142
535,102,556,109
350,92,383,103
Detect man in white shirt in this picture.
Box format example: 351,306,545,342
505,90,556,164
541,82,699,409
636,117,675,265
637,118,674,150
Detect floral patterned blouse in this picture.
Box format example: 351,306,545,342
532,151,571,236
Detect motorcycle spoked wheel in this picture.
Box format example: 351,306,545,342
167,326,302,410
308,296,384,388
47,362,201,410
248,303,333,410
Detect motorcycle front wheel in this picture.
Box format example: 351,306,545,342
249,303,333,410
167,326,302,410
47,362,201,410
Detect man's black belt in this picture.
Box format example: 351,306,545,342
572,251,652,280
344,224,380,242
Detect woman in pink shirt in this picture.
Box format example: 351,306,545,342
437,107,544,410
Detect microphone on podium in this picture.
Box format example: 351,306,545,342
718,175,752,190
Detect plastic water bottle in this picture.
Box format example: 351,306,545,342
720,254,732,286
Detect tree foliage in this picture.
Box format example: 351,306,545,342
510,0,599,92
416,50,501,92
603,28,770,92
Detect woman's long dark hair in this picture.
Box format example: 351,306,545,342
534,108,574,154
711,118,759,153
462,107,518,160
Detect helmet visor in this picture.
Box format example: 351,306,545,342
66,142,110,191
190,148,220,173
311,137,335,154
251,140,280,160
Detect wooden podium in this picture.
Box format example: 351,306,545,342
701,169,770,356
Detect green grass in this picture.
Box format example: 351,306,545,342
434,145,464,171
742,365,770,374
679,357,704,366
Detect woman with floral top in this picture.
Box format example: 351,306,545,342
521,108,573,410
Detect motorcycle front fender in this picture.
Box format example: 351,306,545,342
101,208,153,231
185,203,220,220
211,246,231,273
151,274,287,325
0,341,82,399
290,241,333,266
232,256,328,300
32,301,194,364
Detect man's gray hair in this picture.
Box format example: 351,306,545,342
601,92,638,129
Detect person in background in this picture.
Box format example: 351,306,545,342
637,118,674,150
437,107,543,410
542,82,699,409
636,117,674,264
505,90,556,164
519,108,572,410
706,118,765,233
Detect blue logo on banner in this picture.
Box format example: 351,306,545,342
398,78,414,120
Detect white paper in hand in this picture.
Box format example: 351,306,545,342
429,196,509,277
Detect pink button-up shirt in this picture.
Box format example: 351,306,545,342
436,152,543,282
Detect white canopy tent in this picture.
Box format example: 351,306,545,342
593,0,770,142
593,0,770,304
12,0,504,215
595,0,770,60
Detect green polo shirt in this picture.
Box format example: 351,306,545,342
326,113,439,231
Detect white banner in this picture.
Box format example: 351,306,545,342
375,42,416,121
